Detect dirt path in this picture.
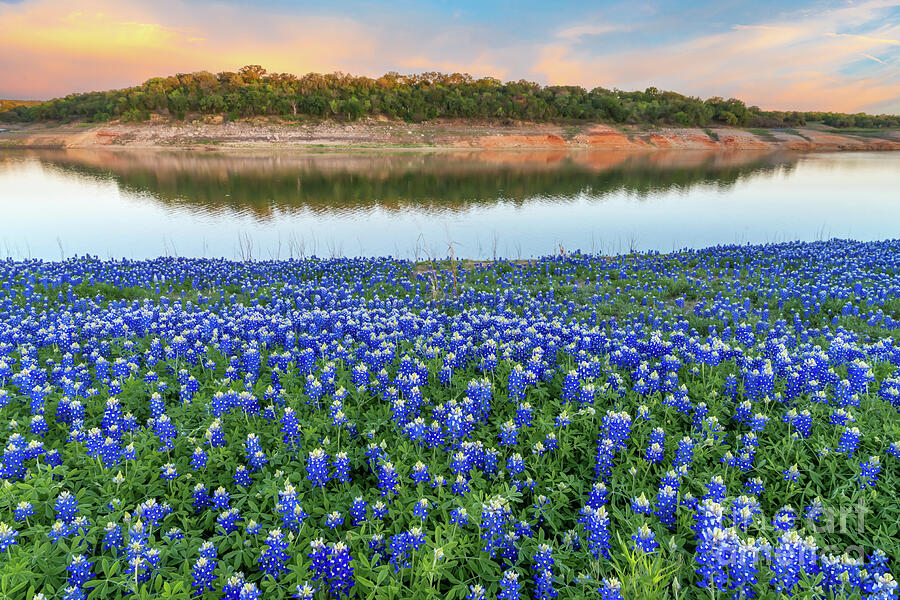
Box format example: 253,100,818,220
2,119,899,152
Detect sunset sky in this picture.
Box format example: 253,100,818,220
2,0,900,113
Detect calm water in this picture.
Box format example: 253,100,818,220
1,149,898,259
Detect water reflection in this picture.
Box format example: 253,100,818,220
0,149,897,259
10,149,795,217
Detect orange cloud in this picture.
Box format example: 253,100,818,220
0,0,376,98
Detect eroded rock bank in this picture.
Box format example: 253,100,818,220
2,120,899,151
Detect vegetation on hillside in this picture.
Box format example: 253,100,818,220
2,65,898,128
0,100,42,112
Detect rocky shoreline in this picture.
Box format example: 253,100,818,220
2,119,900,152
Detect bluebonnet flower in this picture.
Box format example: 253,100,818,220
579,383,596,405
632,524,659,553
376,461,398,497
411,461,430,484
450,507,469,526
258,528,290,580
205,419,225,448
507,453,525,476
13,501,33,522
452,474,470,496
693,500,725,539
154,414,178,450
276,482,308,531
480,499,510,557
837,427,861,455
587,482,608,509
0,523,18,552
61,587,86,600
498,420,519,446
731,496,761,531
244,434,268,472
333,452,351,483
160,463,178,480
604,410,632,449
55,491,79,523
102,522,124,555
770,531,819,595
350,497,367,526
749,413,769,432
744,477,765,496
579,506,611,559
222,572,247,600
217,508,242,535
508,364,528,402
372,500,388,521
514,403,533,428
498,569,521,599
532,544,557,600
543,433,559,453
631,493,653,515
413,498,429,522
859,456,881,488
772,506,797,532
598,578,625,600
804,498,824,523
783,464,801,483
695,526,762,597
703,476,726,503
30,415,48,437
294,582,316,600
308,538,329,581
888,442,900,461
326,541,354,597
199,541,217,560
325,511,344,529
234,465,252,487
655,485,678,528
644,427,665,464
594,437,616,482
673,437,695,470
238,582,262,600
387,532,411,571
212,486,231,510
67,554,94,589
191,556,217,596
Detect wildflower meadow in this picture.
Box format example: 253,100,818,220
0,239,898,600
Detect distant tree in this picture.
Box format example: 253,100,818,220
3,67,898,128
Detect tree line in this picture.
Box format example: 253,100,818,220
2,65,898,129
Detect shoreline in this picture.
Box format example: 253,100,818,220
3,119,900,152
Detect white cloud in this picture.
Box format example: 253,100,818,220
556,23,630,40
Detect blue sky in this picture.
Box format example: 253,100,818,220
1,0,899,112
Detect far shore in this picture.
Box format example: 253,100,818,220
2,119,900,153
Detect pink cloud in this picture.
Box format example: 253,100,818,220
533,1,900,112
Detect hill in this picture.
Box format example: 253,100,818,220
1,65,898,129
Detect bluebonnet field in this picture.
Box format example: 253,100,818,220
0,239,899,600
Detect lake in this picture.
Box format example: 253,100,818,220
1,148,898,260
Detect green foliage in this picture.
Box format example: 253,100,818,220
3,67,899,128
